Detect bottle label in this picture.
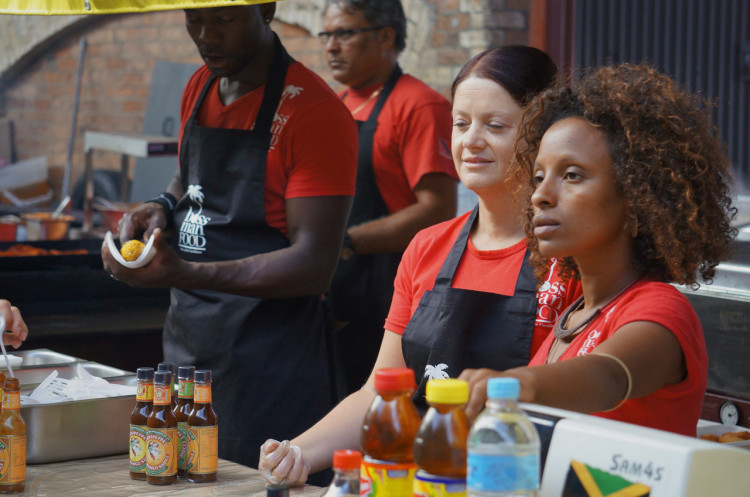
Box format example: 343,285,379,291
178,380,194,399
467,452,539,492
360,457,416,497
137,383,154,402
153,385,172,406
1,391,19,410
129,424,148,473
146,427,177,477
413,471,465,497
177,421,194,471
0,435,26,485
188,425,218,475
194,384,211,403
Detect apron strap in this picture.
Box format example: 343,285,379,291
434,205,479,287
364,64,403,125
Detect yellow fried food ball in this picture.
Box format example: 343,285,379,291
120,239,145,262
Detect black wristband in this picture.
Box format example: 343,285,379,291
145,192,177,229
145,192,177,212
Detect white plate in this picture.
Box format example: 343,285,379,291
697,423,750,450
104,231,156,269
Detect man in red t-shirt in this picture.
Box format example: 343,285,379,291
320,0,459,399
103,4,357,475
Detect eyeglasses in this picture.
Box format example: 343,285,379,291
317,26,384,44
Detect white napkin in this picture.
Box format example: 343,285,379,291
104,231,157,269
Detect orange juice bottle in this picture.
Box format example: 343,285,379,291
175,365,195,478
413,379,470,497
0,376,25,494
187,369,218,483
146,370,177,485
360,368,421,497
129,367,154,480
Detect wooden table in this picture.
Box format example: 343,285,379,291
23,455,323,496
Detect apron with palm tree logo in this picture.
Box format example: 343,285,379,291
163,35,334,469
401,206,537,411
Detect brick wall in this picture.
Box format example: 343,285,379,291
0,1,530,197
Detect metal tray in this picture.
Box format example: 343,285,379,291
13,361,130,389
4,348,80,369
22,375,136,464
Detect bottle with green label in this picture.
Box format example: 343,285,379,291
175,365,195,478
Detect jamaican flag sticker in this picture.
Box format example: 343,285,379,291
563,460,651,497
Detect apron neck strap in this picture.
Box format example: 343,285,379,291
434,205,479,286
189,32,291,137
365,64,403,124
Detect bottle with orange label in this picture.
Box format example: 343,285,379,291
129,367,154,480
187,369,218,483
0,375,26,494
413,379,470,497
360,368,421,497
146,370,177,485
157,362,178,411
175,365,195,478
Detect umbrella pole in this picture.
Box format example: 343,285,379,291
61,37,87,200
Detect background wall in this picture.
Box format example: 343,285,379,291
0,0,531,199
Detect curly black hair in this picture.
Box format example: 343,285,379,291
511,63,737,286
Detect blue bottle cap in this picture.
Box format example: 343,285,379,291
487,377,520,400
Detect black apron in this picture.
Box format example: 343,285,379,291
326,66,405,397
163,35,333,470
401,206,538,411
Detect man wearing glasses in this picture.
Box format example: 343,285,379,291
320,0,459,400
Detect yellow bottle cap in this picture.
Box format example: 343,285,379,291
425,378,469,404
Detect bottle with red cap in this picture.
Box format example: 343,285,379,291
323,449,361,497
360,367,421,497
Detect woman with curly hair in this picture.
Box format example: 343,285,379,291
460,63,737,436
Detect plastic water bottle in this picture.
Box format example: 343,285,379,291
467,378,540,496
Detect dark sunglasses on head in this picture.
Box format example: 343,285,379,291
317,26,384,44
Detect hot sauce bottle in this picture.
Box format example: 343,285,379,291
0,376,25,494
157,362,178,411
146,370,177,485
187,369,218,483
129,367,154,480
175,365,195,478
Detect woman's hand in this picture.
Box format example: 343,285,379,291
0,300,28,349
459,368,507,422
259,439,311,487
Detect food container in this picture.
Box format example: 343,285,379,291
0,216,19,241
21,212,75,241
94,201,135,233
10,348,136,464
697,423,750,450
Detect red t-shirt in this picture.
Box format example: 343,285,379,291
340,73,458,213
528,279,708,436
385,212,582,359
179,63,358,237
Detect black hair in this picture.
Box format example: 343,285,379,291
326,0,407,52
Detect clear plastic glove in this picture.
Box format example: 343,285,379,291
259,439,311,487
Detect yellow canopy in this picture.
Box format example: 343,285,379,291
0,0,278,16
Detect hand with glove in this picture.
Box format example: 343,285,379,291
259,439,311,487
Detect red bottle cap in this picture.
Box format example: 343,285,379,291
374,368,417,392
333,449,362,470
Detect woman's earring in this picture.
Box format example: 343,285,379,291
265,18,271,24
630,216,639,238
